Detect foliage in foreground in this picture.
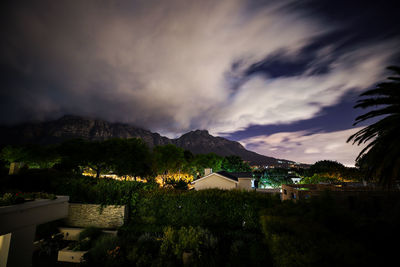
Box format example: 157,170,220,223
260,193,400,267
4,170,399,267
133,189,279,230
76,192,400,267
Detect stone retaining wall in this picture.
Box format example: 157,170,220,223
63,203,127,229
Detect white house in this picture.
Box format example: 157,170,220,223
290,177,302,184
192,169,253,190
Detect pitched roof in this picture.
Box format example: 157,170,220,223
192,171,254,184
216,171,253,181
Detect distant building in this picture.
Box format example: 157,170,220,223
191,169,253,190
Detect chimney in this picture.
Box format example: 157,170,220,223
204,168,212,176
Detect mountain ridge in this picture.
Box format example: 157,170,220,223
0,115,296,165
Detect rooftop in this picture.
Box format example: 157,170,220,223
216,171,253,181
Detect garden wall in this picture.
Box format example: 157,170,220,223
64,203,127,229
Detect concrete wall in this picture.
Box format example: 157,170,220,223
238,178,252,190
193,174,237,190
63,204,127,229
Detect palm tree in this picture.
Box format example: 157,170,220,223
347,66,400,187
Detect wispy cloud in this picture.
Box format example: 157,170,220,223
207,42,397,134
240,127,365,166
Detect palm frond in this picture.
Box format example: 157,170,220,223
349,66,400,187
354,97,399,109
353,106,400,124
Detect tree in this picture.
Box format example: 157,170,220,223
58,138,153,179
259,172,292,188
0,145,29,164
307,160,345,175
57,139,88,174
108,138,152,180
301,174,339,184
347,66,400,187
190,153,223,178
82,141,112,178
0,144,60,169
153,144,186,184
304,160,363,183
221,155,251,172
58,139,112,178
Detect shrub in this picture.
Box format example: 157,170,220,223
83,235,123,267
126,233,161,266
134,189,280,230
257,194,400,267
160,226,217,264
69,227,104,251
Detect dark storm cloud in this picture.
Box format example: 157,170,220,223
0,0,399,142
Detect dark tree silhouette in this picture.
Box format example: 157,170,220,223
222,155,251,172
347,66,400,187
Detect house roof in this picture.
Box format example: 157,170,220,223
216,171,253,181
192,171,253,184
192,172,237,184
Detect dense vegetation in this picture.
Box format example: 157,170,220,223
0,140,251,182
1,170,399,267
253,160,364,188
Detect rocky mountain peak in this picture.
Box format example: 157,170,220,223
0,115,294,165
180,129,210,138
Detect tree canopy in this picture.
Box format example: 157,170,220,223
221,155,251,172
0,144,60,169
153,144,186,175
308,160,345,175
1,139,253,183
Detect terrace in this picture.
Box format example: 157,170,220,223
0,196,69,267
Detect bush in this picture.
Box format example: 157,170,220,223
134,189,280,230
0,169,147,207
160,226,217,265
259,194,400,267
126,233,162,266
68,227,104,251
83,235,123,267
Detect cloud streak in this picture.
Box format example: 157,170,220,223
240,127,365,166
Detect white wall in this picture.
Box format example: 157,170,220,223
193,174,237,190
238,178,252,190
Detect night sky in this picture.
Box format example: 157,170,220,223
1,0,399,166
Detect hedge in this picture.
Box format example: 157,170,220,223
133,189,280,231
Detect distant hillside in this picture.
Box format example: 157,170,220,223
175,130,282,164
0,115,295,165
